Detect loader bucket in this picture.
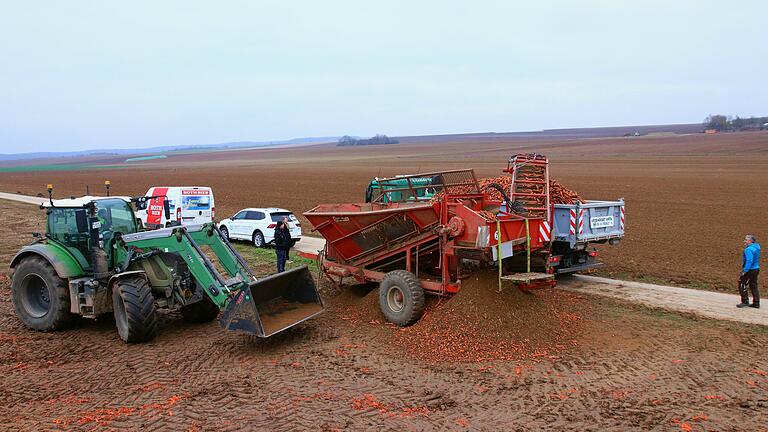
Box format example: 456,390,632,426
219,265,324,337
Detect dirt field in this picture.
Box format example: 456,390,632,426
2,131,767,291
2,198,768,431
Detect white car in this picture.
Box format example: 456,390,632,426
218,208,302,247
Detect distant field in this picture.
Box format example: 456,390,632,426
1,130,767,291
0,163,125,173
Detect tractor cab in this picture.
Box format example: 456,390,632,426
43,196,137,273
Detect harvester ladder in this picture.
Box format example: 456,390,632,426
508,154,550,220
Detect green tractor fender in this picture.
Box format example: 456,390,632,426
107,270,148,289
10,243,84,279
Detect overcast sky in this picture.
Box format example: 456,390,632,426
0,1,765,153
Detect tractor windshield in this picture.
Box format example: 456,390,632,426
96,198,138,235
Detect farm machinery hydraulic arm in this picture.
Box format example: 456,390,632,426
119,223,323,337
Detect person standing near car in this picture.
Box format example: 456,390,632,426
737,234,760,308
274,219,292,273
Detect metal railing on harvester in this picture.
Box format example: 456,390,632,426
369,169,481,204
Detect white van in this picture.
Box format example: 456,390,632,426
136,186,215,229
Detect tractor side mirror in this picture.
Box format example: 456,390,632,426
163,199,171,220
75,209,89,233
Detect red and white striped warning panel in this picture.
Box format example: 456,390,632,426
578,209,584,235
539,220,551,242
620,206,625,230
569,209,577,235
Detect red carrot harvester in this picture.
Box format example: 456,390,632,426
303,155,578,327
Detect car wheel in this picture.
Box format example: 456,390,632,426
253,231,265,248
220,226,229,241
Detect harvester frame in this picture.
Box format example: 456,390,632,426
304,169,554,326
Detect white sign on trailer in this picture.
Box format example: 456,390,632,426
590,215,614,229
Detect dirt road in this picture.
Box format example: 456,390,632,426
0,191,46,206
561,275,766,326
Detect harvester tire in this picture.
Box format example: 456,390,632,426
253,231,265,248
11,256,74,331
379,270,425,326
112,275,158,343
180,296,220,323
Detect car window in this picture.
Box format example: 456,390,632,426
246,211,265,220
270,212,296,222
233,211,246,220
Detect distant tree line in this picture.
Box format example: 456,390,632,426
704,114,768,132
337,134,399,146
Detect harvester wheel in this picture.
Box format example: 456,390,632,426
252,231,265,248
11,256,74,331
379,270,425,326
180,296,220,323
112,275,159,343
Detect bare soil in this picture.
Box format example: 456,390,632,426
2,131,767,292
1,201,768,430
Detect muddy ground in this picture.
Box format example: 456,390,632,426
1,202,768,431
1,131,767,291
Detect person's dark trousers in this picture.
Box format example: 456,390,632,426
739,269,760,305
276,249,288,273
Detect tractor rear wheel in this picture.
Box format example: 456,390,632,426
112,275,158,343
379,270,425,326
11,256,74,331
180,296,220,323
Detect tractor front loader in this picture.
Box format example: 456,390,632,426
10,192,322,343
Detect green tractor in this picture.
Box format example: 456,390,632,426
9,191,323,343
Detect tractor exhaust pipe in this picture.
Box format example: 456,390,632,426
86,202,110,280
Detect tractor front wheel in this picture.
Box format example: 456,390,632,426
180,296,220,323
11,256,74,331
378,270,425,326
112,276,159,343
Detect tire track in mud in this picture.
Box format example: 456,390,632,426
2,282,768,430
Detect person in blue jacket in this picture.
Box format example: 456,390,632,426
737,234,760,308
